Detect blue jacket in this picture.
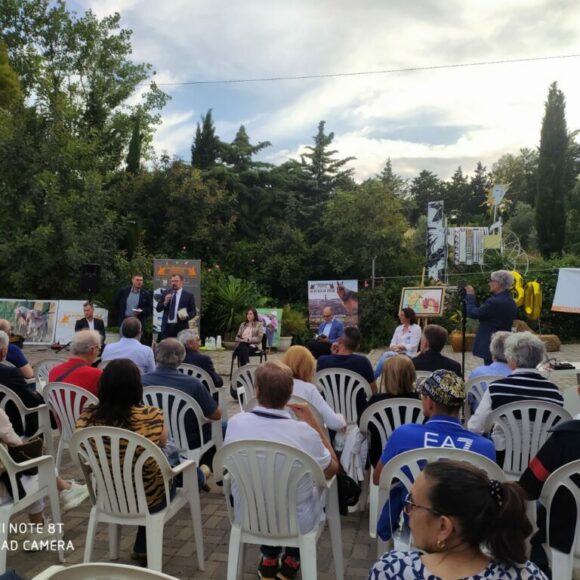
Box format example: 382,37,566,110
317,318,344,344
466,290,517,361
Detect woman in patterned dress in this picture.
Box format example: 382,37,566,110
369,460,547,580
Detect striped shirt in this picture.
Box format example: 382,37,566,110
488,370,563,410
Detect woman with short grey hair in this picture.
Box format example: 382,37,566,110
490,270,515,291
504,331,546,369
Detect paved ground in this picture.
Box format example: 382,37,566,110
6,343,580,579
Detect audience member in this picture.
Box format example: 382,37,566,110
224,361,339,580
306,306,344,359
467,332,563,455
177,329,223,388
233,307,264,366
372,369,495,541
74,302,106,347
0,319,33,379
468,330,512,380
317,327,377,393
0,407,88,545
142,338,221,451
518,402,580,577
363,355,419,466
76,359,207,566
100,317,155,374
48,330,102,396
369,461,546,579
412,325,461,376
373,308,422,379
281,345,346,431
0,330,47,435
465,270,517,365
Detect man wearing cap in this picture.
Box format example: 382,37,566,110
371,370,496,540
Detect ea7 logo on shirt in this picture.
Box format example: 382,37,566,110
424,432,474,450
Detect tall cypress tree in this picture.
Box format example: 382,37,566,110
191,109,221,169
536,82,568,257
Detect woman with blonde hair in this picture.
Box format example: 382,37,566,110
281,345,346,431
364,355,419,465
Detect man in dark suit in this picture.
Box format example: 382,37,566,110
413,324,462,376
156,273,196,339
75,302,106,347
465,270,517,365
115,273,153,327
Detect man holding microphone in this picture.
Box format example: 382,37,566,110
156,274,196,339
464,270,517,365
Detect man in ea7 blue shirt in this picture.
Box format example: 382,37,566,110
372,369,495,540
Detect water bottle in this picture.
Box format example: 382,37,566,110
216,335,222,349
334,431,346,453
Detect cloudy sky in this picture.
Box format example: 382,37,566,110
71,0,580,180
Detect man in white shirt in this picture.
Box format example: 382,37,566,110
224,361,338,580
101,317,155,374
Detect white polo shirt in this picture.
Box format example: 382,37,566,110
224,405,331,534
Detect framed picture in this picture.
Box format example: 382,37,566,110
399,286,446,317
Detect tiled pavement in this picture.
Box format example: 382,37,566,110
7,343,580,579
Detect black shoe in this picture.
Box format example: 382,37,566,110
258,556,279,579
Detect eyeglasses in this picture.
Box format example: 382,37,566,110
403,493,440,516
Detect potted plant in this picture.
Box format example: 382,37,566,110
449,309,479,352
278,304,307,352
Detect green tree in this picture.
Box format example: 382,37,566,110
536,82,568,257
0,42,22,108
319,179,408,279
492,149,538,207
444,166,470,222
505,202,536,250
465,162,491,222
300,120,355,201
377,157,406,196
125,115,142,174
191,109,222,169
408,170,445,224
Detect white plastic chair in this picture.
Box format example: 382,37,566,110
97,359,111,370
34,358,64,392
563,387,580,418
359,398,426,538
143,386,216,464
0,360,15,367
32,563,180,579
0,383,55,457
214,440,344,580
463,374,505,421
230,364,259,411
69,426,205,573
376,447,506,556
178,363,228,421
0,445,65,573
43,382,99,471
315,368,372,424
484,401,572,479
540,459,580,580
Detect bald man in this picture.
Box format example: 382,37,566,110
306,307,344,359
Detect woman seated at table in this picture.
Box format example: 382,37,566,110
369,460,546,579
233,307,264,367
373,308,422,379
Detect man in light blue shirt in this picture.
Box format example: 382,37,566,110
101,317,155,374
468,330,512,380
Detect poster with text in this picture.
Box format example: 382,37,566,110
257,308,283,348
153,259,201,334
0,299,58,345
308,280,358,330
54,300,109,345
